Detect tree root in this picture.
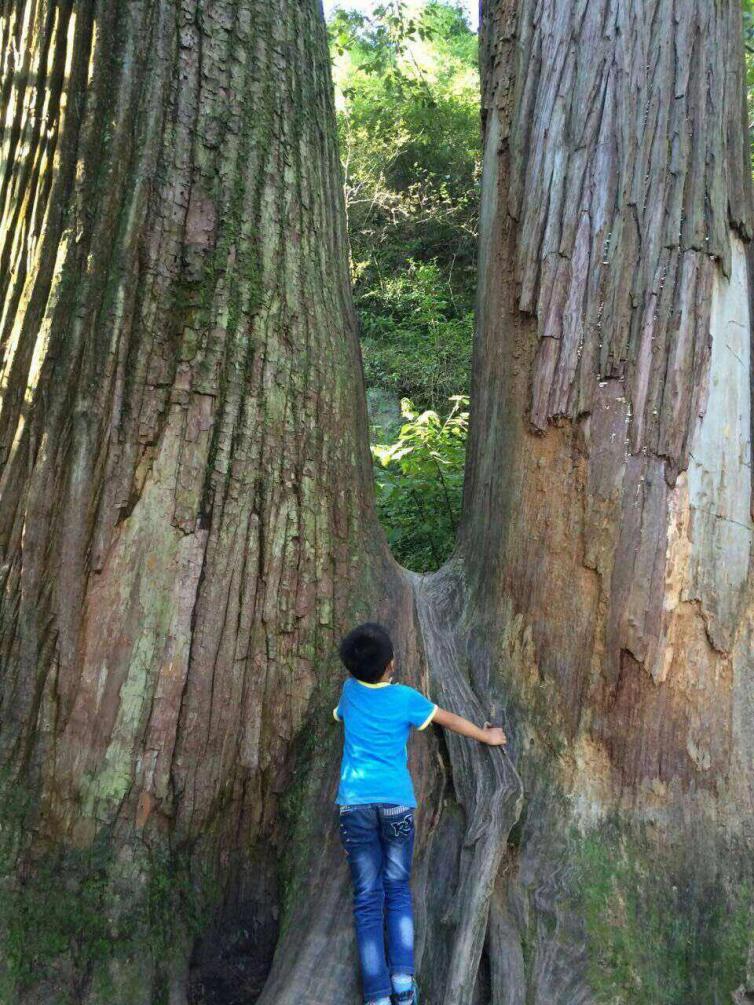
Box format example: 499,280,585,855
256,564,523,1004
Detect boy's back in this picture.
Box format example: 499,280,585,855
333,677,437,807
332,622,506,1005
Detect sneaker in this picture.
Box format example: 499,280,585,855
392,979,419,1004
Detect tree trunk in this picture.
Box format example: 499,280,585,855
1,2,752,1005
456,0,754,1000
0,0,402,999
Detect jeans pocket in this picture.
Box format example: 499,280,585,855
380,805,414,842
338,805,371,851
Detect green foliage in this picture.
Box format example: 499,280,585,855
371,395,467,571
329,2,438,83
745,0,754,170
329,0,480,334
360,259,473,410
327,3,477,568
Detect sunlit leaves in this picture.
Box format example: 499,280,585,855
329,0,480,307
359,259,473,410
326,2,478,569
371,395,468,571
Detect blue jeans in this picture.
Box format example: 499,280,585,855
337,802,416,1002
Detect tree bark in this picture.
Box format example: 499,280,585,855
455,0,754,1000
1,1,752,1004
0,0,401,999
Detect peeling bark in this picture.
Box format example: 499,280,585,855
453,0,754,999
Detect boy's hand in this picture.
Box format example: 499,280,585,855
481,721,507,745
433,707,508,745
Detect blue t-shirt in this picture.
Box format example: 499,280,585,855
333,677,438,807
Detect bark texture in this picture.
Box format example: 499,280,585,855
1,0,753,1003
468,0,753,810
454,0,754,1000
0,0,400,999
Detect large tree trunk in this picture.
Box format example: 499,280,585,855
458,0,754,1000
1,2,752,1005
0,0,404,1000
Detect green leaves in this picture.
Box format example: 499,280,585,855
371,395,468,571
360,259,474,410
329,0,480,309
744,0,754,168
328,2,438,72
328,10,368,57
327,2,478,572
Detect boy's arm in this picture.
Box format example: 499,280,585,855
432,706,507,745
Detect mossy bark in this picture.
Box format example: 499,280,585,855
256,3,754,1002
0,0,402,999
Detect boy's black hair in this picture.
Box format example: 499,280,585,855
339,622,394,684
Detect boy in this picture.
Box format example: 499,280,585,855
333,622,507,1005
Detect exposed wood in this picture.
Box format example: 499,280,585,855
452,0,754,999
